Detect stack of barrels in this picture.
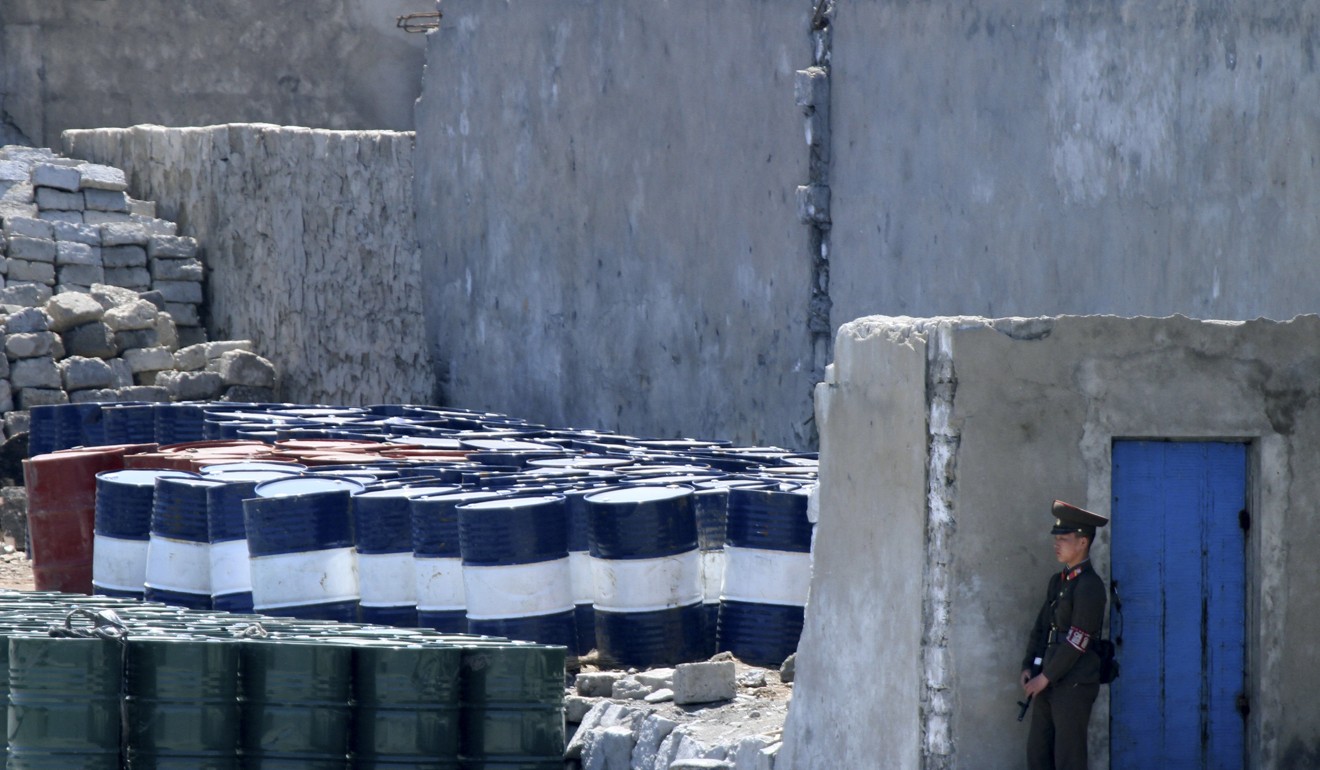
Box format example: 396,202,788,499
26,401,817,669
0,591,565,769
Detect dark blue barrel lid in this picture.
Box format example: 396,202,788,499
204,469,300,484
98,469,199,487
584,485,698,560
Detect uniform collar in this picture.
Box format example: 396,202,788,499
1061,559,1092,582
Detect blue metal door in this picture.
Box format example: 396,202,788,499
1110,441,1247,770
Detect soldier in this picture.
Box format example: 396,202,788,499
1021,500,1109,770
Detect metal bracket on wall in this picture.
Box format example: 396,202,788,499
397,11,443,33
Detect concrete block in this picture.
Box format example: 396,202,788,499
631,712,681,770
779,653,796,684
4,308,51,336
59,264,105,287
127,199,156,218
78,164,128,192
580,726,636,770
100,245,147,268
3,217,53,240
83,212,133,227
637,668,676,690
565,695,597,723
2,283,52,308
90,283,140,309
116,385,170,402
644,688,674,703
17,387,67,410
60,356,114,391
51,222,101,245
70,388,118,404
215,350,276,388
55,242,98,266
32,164,81,192
156,370,224,401
100,222,149,247
0,161,28,183
8,260,54,285
123,346,175,374
731,736,779,770
108,358,133,389
5,332,63,360
104,266,151,290
7,235,57,263
576,672,624,698
45,292,105,332
37,210,83,225
564,702,648,760
147,236,198,260
35,188,84,211
176,326,207,348
82,189,129,213
10,357,59,389
672,661,736,705
150,258,204,282
113,327,160,351
138,290,166,311
611,677,652,700
164,303,200,326
153,314,177,351
4,410,30,437
0,354,9,378
130,216,176,237
153,280,203,305
102,299,159,331
0,381,12,414
62,321,118,359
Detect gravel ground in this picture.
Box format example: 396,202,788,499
0,549,33,591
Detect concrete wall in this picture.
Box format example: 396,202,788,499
0,0,427,148
829,2,1320,324
784,314,1320,769
62,124,434,407
413,0,818,449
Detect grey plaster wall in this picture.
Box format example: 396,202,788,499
829,2,1320,323
413,0,817,448
62,124,433,407
0,0,427,148
784,314,1320,768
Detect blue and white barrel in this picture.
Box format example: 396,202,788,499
456,494,575,648
93,469,198,598
718,484,815,667
409,490,507,633
101,403,157,445
689,478,769,648
203,469,299,613
351,485,456,627
561,487,598,655
145,476,223,609
584,485,705,668
243,476,365,621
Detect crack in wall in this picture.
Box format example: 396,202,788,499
923,324,958,769
799,0,833,446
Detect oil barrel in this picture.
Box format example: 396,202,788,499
717,485,814,667
92,469,198,599
238,638,352,769
145,476,224,609
122,636,240,769
203,471,298,613
458,642,565,770
351,486,455,627
350,641,461,768
410,491,508,634
7,634,124,770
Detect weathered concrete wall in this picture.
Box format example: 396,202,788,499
414,0,817,448
0,0,427,148
62,125,433,407
784,314,1320,769
830,2,1320,323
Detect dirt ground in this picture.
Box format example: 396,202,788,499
0,549,34,591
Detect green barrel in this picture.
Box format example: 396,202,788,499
123,637,240,769
350,642,462,769
458,643,565,770
7,635,123,770
239,639,353,769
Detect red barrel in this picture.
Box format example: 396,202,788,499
23,443,157,592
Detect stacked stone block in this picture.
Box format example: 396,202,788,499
0,145,281,439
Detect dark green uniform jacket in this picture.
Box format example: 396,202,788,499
1022,560,1106,685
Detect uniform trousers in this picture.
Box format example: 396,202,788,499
1026,681,1099,770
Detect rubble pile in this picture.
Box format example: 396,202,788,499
565,654,792,770
0,146,279,434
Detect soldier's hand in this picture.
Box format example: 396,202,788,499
1024,673,1050,697
1020,669,1032,689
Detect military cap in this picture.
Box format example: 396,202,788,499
1051,500,1109,537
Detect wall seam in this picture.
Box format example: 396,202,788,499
922,323,958,769
798,0,833,446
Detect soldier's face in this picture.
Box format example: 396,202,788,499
1053,533,1089,566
